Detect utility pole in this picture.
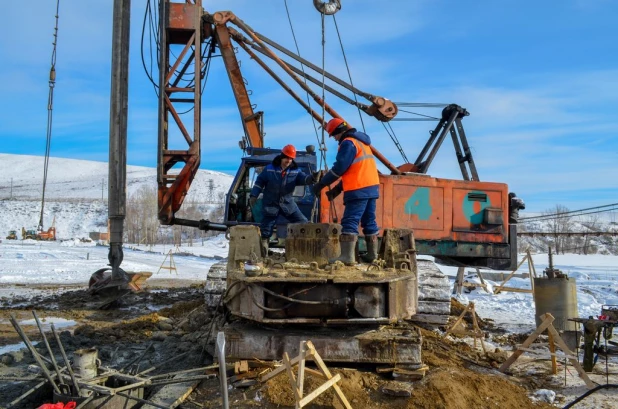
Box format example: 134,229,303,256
101,178,104,202
10,178,13,200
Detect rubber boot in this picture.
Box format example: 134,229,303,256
331,234,357,266
261,238,269,258
362,234,378,263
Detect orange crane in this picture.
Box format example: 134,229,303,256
93,0,521,295
154,0,519,270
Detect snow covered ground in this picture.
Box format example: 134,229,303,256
0,235,229,291
1,237,617,407
1,235,617,335
435,253,618,333
0,153,233,240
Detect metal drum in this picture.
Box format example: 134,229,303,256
533,277,579,332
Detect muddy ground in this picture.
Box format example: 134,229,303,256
1,284,616,408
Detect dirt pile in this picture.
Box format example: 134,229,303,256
0,286,562,409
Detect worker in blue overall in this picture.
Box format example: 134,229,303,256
249,145,319,255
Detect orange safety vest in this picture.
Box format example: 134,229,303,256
340,138,379,191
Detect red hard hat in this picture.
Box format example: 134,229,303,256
325,118,348,136
281,144,297,159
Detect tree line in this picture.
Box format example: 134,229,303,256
124,185,225,246
518,204,618,255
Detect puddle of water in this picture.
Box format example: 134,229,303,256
0,286,82,301
0,342,37,355
19,317,77,330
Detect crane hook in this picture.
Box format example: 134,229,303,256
313,0,341,15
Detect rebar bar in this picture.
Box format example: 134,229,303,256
51,323,81,395
8,313,61,394
32,311,66,392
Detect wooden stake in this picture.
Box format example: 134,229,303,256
548,331,557,374
306,342,352,409
157,250,178,275
296,341,307,409
499,313,594,389
499,313,555,372
470,304,487,354
446,303,486,353
494,254,527,294
453,267,465,295
447,303,474,334
261,340,352,409
283,352,302,404
545,324,594,388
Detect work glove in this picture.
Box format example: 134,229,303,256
312,182,325,196
311,171,323,183
325,183,343,201
249,196,257,208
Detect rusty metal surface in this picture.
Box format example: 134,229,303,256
380,228,416,269
225,322,422,365
213,23,263,148
168,2,199,32
320,173,509,244
285,223,341,267
157,1,203,225
225,261,417,324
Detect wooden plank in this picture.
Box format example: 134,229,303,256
409,313,449,325
261,354,304,382
446,303,473,334
141,372,202,409
516,347,576,360
494,287,533,293
527,250,538,278
499,314,555,372
298,374,341,408
304,368,327,379
546,325,595,389
296,342,307,409
548,331,557,374
453,267,465,295
283,352,302,404
471,305,487,354
306,341,352,409
494,256,528,294
462,282,488,288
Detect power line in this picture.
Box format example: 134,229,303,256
518,232,618,237
520,202,618,222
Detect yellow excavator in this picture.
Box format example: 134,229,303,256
5,230,18,240
21,228,37,240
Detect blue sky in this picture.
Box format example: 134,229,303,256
1,0,617,213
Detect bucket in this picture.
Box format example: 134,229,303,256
73,348,100,380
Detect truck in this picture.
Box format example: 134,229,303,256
36,216,56,241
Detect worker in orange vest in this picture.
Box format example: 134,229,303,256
313,118,380,265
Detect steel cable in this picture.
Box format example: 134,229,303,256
332,15,366,132
283,0,321,144
39,0,61,232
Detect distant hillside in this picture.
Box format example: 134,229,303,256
0,153,233,240
2,153,617,254
519,218,618,255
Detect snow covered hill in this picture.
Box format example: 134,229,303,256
0,153,233,240
1,152,616,254
519,218,618,255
